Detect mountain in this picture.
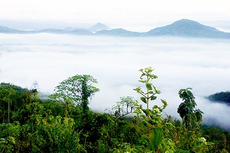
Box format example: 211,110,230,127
95,28,140,36
0,25,24,33
0,19,230,38
207,91,230,106
89,23,110,32
37,28,92,35
145,19,230,38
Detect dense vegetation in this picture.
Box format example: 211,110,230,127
207,91,230,104
0,68,229,152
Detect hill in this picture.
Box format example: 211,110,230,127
0,25,24,33
95,28,140,36
0,19,230,38
145,19,230,38
207,91,230,105
89,22,110,32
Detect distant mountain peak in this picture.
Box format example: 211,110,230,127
173,19,199,23
146,18,229,38
89,23,110,32
170,19,212,30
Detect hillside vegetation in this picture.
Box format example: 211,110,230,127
0,67,229,152
207,91,230,104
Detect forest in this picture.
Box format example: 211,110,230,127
0,67,229,153
207,92,230,104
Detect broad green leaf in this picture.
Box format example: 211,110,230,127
146,83,152,90
150,74,158,79
139,80,146,83
148,91,154,94
151,96,157,101
141,97,147,103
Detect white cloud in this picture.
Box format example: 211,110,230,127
0,34,230,130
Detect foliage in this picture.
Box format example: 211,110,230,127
0,82,42,124
49,74,99,107
202,126,230,152
177,88,203,129
29,115,86,152
0,121,20,153
207,91,230,104
162,116,214,152
134,67,160,112
105,96,136,120
0,69,229,152
133,67,169,152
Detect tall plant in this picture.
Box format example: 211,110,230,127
134,67,162,118
133,67,168,152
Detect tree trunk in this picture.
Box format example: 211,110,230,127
8,99,10,123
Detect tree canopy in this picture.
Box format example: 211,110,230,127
49,74,99,105
177,88,203,129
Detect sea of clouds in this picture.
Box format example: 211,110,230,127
0,33,230,130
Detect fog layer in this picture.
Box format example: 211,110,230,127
0,34,230,130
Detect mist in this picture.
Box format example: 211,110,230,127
0,33,230,131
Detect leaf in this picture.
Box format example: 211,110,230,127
139,68,144,72
153,87,161,94
134,87,141,93
151,96,157,101
146,83,152,90
140,73,146,79
149,128,163,151
178,89,185,95
138,80,146,83
141,114,146,119
150,74,158,79
161,99,168,109
186,90,193,97
140,97,147,103
145,67,153,74
148,91,154,94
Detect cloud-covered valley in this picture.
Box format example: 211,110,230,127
0,33,230,130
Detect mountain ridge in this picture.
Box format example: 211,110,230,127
0,19,230,38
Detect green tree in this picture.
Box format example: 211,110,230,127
105,96,136,121
49,74,99,115
177,88,203,129
0,83,33,124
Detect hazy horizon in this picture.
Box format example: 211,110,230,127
0,0,230,32
1,19,230,33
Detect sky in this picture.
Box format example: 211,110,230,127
0,0,230,31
